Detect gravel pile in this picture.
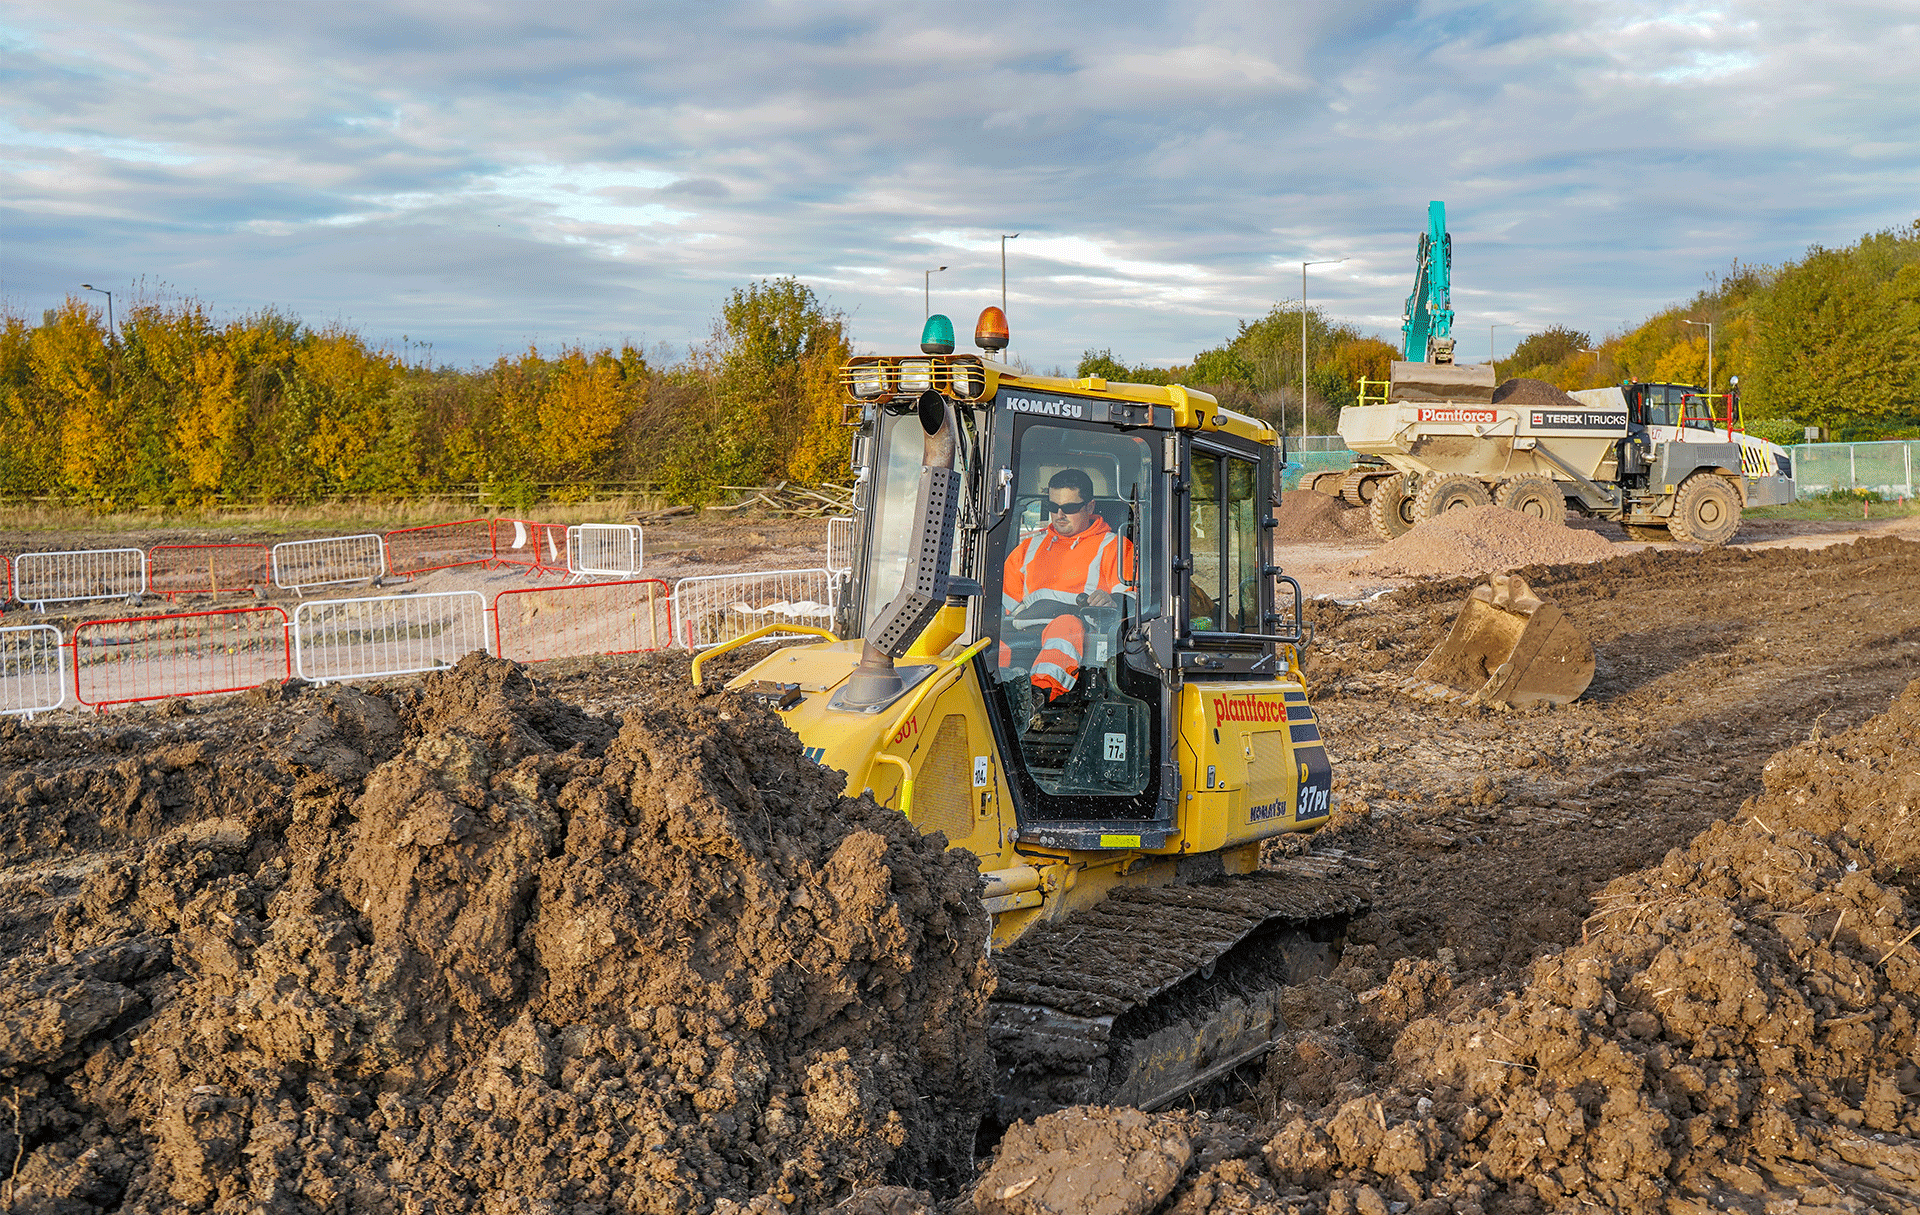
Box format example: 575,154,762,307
1348,505,1617,579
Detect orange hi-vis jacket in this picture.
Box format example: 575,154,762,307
1001,514,1134,699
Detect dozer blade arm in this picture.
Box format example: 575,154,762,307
1410,574,1595,708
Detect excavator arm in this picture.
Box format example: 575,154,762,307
1402,200,1455,363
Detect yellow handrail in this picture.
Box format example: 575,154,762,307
690,624,839,687
872,753,914,815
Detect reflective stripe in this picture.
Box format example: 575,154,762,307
1040,635,1081,664
1087,534,1116,593
1002,592,1020,614
1020,533,1044,577
1031,660,1075,689
1024,588,1080,608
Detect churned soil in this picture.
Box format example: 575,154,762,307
12,521,1920,1213
0,653,992,1213
1346,506,1616,581
964,675,1920,1214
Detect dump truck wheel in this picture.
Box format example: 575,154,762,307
1668,474,1741,546
1414,474,1492,521
1495,476,1562,521
1621,523,1670,542
1367,476,1417,540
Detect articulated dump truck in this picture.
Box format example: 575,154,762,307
1305,362,1795,546
695,308,1362,1124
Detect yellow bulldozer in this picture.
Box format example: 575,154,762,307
697,307,1365,1120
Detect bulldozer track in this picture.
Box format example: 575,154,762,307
987,872,1368,1118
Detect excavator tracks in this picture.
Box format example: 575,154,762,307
987,872,1368,1122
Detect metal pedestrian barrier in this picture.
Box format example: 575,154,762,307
13,548,148,609
492,518,570,576
147,544,272,599
71,606,291,708
272,534,387,592
672,568,837,650
0,625,66,717
293,591,491,683
491,579,674,662
826,516,854,575
568,524,645,581
385,519,497,578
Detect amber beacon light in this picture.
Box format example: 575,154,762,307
973,306,1010,353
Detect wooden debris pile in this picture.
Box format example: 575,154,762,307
700,482,854,517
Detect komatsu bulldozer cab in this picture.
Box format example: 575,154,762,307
836,356,1300,851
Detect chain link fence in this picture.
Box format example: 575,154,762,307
1788,441,1920,499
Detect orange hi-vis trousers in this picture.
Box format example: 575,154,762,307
999,515,1133,700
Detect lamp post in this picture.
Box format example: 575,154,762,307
1490,322,1510,381
80,284,115,339
1301,258,1348,438
1682,319,1714,397
924,266,947,320
1000,234,1019,315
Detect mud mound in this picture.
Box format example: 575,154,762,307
1275,488,1373,544
0,653,992,1212
1347,504,1616,579
1491,378,1584,410
971,678,1920,1213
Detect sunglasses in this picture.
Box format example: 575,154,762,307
1048,498,1093,516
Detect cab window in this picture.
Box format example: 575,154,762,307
986,420,1158,802
858,404,971,632
1189,449,1260,635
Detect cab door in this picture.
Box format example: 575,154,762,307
1178,435,1285,678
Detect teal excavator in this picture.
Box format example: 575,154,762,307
1402,200,1455,363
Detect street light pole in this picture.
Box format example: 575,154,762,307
1301,258,1348,438
1683,319,1714,397
80,284,114,339
1490,322,1510,381
924,266,947,320
1000,234,1019,315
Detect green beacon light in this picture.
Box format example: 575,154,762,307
920,313,955,355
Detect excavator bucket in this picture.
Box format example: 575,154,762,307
1410,574,1594,707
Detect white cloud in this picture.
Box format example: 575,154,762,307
0,0,1914,368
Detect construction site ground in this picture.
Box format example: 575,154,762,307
8,503,1920,1213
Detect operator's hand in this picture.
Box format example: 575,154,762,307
1083,590,1114,608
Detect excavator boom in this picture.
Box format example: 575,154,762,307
1403,200,1455,363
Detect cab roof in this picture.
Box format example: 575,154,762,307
989,364,1275,446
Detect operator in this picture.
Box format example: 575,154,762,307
1000,468,1134,702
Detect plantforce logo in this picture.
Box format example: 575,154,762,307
1416,407,1499,425
1212,694,1287,724
1005,394,1086,419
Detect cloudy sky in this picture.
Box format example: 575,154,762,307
3,1,1916,372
